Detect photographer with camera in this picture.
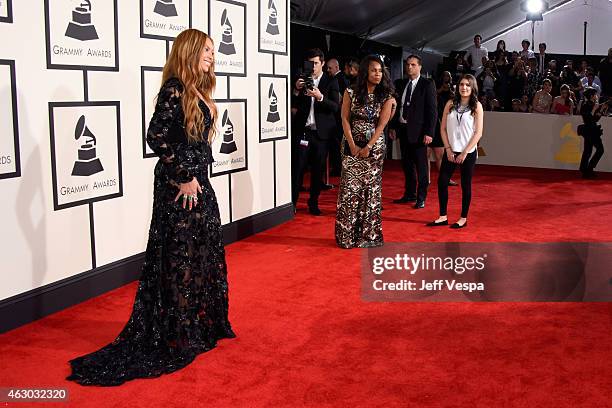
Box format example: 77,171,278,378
579,87,608,179
292,48,340,215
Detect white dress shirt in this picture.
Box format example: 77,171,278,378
465,45,488,71
305,73,323,129
580,77,602,98
520,49,535,61
398,76,420,124
537,53,547,74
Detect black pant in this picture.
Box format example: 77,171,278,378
399,134,429,202
292,129,328,208
437,150,477,218
579,130,604,174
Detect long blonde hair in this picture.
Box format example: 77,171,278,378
162,29,217,143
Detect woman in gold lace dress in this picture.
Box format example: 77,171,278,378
335,55,395,248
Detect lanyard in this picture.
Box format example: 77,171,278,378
456,111,466,128
456,104,469,127
365,97,375,123
363,95,377,139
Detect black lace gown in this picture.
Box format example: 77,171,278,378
67,78,235,386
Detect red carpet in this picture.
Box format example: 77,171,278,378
1,160,611,407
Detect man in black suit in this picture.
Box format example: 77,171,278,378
536,43,551,76
389,55,437,208
327,58,349,97
292,48,340,215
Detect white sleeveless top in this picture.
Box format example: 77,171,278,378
446,105,476,153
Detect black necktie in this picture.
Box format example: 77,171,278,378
402,80,413,120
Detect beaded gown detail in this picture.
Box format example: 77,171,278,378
67,78,235,386
335,89,393,249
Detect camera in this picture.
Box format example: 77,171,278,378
299,60,315,92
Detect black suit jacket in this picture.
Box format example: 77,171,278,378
292,73,340,140
536,53,552,74
391,77,437,144
335,71,349,97
333,72,349,131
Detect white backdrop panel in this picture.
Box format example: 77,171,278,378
479,112,612,172
0,0,291,302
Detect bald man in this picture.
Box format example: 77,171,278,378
326,58,340,75
326,59,348,96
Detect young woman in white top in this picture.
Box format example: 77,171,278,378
426,74,484,229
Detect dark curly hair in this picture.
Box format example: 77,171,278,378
352,55,395,106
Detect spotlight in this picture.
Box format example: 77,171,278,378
526,0,543,13
520,0,548,21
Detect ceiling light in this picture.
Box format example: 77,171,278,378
526,0,544,13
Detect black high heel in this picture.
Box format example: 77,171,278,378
450,221,468,229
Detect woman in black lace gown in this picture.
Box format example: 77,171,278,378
67,29,235,386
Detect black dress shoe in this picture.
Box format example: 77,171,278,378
308,207,322,216
413,201,425,209
449,180,458,186
426,219,448,226
393,196,417,204
322,183,334,190
450,221,468,229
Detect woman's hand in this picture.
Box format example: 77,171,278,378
349,143,360,156
455,152,467,164
357,146,371,158
445,148,455,163
175,178,203,210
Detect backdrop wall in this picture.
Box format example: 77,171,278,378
0,0,291,313
479,112,612,172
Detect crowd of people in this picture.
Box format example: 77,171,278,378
447,35,609,178
61,27,609,388
448,35,612,115
291,40,610,247
61,26,609,387
291,48,484,249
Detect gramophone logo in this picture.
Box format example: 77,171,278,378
71,115,104,176
266,83,280,123
50,102,122,210
46,0,118,70
266,0,279,35
218,9,236,55
554,122,581,164
258,74,288,142
219,110,238,154
153,0,178,17
258,0,286,55
65,0,99,41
